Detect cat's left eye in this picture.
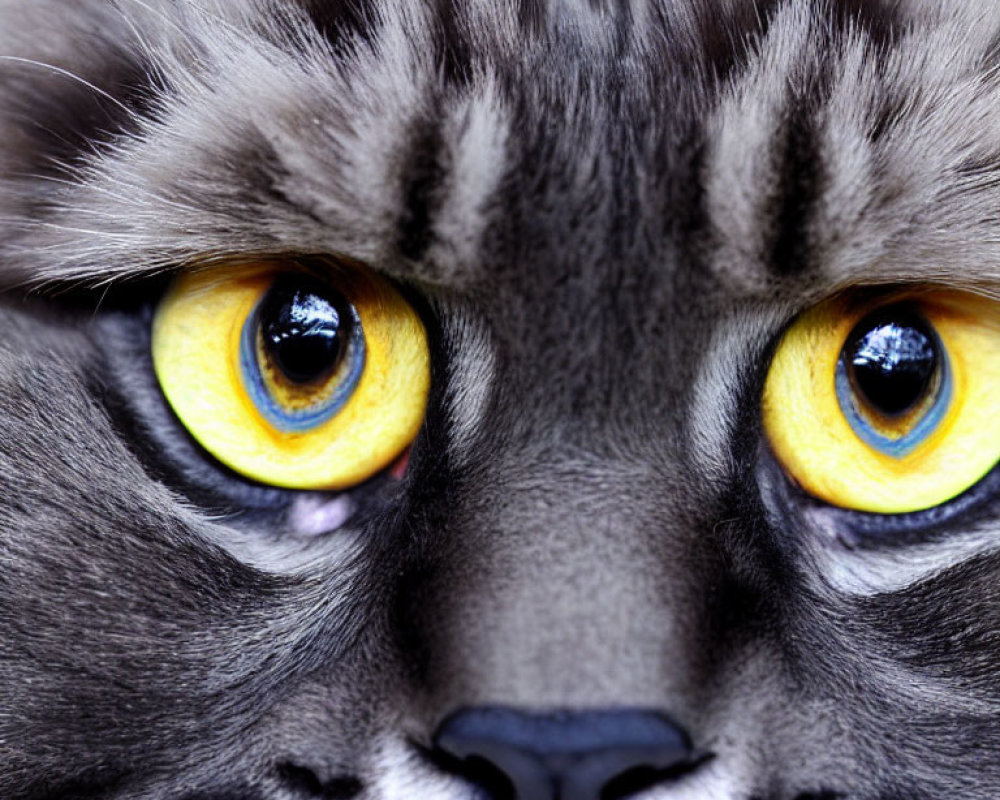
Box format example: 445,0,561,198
762,288,1000,514
151,260,429,490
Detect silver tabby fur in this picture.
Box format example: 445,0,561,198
2,1,1000,798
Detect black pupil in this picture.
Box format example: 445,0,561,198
845,308,939,418
260,275,352,385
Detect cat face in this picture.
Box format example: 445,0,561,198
1,1,999,798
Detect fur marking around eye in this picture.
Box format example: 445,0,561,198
441,310,497,469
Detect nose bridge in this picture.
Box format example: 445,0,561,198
424,453,711,711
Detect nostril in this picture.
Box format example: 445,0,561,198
432,707,702,800
600,760,712,800
441,754,517,800
275,763,362,800
601,766,666,800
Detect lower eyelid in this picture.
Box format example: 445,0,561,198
836,464,1000,543
762,437,1000,552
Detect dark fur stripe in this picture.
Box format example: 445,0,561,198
518,0,547,34
768,109,824,276
397,120,447,263
433,0,474,87
829,0,903,51
693,0,782,86
10,56,154,179
297,0,378,54
763,0,902,277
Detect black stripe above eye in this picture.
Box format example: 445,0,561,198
768,108,824,277
762,0,902,278
397,120,447,264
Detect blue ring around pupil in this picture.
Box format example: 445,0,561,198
835,307,951,459
240,276,366,433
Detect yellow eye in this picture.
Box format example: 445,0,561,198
151,261,430,490
762,289,1000,514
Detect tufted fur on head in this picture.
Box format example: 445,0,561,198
1,1,1000,799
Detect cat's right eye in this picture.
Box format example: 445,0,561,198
762,288,1000,514
151,260,430,491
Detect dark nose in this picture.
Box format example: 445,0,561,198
432,707,700,800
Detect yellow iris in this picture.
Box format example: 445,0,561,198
152,260,430,490
762,289,1000,514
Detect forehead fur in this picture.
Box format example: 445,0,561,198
0,0,999,303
